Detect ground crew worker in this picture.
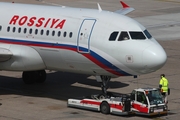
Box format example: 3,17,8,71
159,74,169,104
141,93,147,104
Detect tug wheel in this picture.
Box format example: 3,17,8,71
100,102,110,114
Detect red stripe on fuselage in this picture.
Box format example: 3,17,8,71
0,39,125,76
83,54,124,76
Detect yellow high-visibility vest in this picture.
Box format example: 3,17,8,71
159,77,168,92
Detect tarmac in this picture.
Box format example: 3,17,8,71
0,0,180,120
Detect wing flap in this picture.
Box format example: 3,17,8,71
115,1,135,15
0,48,13,62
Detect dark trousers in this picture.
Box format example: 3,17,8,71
162,92,168,104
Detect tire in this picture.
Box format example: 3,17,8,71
36,70,46,83
100,102,110,114
22,71,36,84
98,94,105,99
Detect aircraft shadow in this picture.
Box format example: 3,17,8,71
0,71,129,101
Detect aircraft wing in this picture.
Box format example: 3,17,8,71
115,1,135,15
0,48,13,62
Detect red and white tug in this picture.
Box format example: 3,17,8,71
67,88,168,116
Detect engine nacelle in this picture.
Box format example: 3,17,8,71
0,44,46,71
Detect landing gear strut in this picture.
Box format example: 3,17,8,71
96,75,111,96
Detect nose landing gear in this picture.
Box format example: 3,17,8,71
96,75,111,98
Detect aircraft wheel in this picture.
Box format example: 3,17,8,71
22,71,37,84
100,102,110,114
98,94,106,99
36,70,46,83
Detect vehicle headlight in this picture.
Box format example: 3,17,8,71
150,107,154,113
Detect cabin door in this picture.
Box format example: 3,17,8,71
77,19,96,53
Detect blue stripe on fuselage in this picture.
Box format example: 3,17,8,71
0,38,131,76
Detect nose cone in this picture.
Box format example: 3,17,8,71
142,45,167,73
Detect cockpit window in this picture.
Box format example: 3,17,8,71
129,31,146,40
144,30,152,39
109,31,119,41
118,31,129,41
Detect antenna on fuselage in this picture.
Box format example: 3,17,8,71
97,3,102,12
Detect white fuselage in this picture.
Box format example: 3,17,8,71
0,2,167,77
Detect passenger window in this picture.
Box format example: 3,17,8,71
0,26,2,31
24,28,27,34
69,32,73,38
7,26,10,32
46,30,49,36
52,31,55,36
18,27,21,33
129,31,146,40
35,29,38,35
63,32,67,37
58,31,61,37
109,31,119,41
13,27,16,33
118,31,129,41
40,29,44,35
29,28,32,34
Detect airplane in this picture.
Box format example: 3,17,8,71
0,1,167,95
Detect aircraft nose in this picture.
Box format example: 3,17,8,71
142,45,167,73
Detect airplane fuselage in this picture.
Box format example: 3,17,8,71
0,2,167,78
